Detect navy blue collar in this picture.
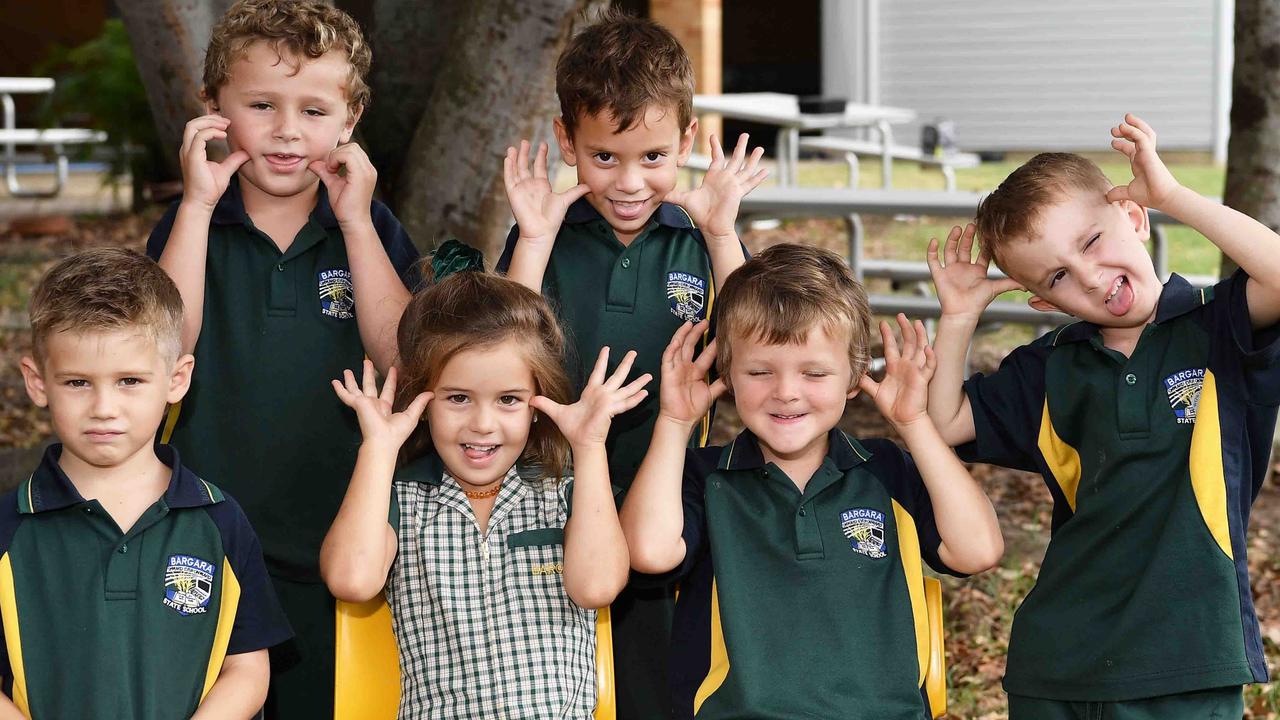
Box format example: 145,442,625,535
562,197,695,229
210,176,339,229
1050,273,1211,345
718,428,872,472
19,444,222,514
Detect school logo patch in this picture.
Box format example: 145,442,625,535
163,554,215,616
667,271,707,322
318,268,355,319
1164,368,1205,425
840,507,887,559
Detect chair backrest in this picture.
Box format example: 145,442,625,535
923,577,947,719
334,594,616,720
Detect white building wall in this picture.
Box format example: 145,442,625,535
822,0,1232,156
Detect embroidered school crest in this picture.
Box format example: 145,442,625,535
840,508,887,559
1164,368,1205,424
318,268,355,319
163,554,215,616
667,271,707,322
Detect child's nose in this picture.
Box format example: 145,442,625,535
616,165,645,194
273,112,301,142
468,406,498,432
771,374,800,401
90,388,119,418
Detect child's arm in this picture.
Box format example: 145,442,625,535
502,140,591,291
0,694,24,719
620,321,726,573
860,315,1004,574
925,224,1024,445
309,145,412,373
1107,113,1280,329
533,348,652,609
320,361,432,602
666,134,768,290
189,649,269,719
156,115,250,353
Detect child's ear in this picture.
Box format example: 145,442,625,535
19,357,48,408
201,89,219,116
1028,295,1062,314
846,381,861,400
553,117,577,167
340,104,363,145
166,354,196,405
677,117,699,166
1120,199,1151,241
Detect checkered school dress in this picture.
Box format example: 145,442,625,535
386,459,597,720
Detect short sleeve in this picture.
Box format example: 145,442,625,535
957,340,1051,472
384,485,402,598
0,493,20,686
495,224,520,274
864,440,963,578
673,446,717,580
145,201,181,260
206,496,294,656
369,201,423,292
1216,269,1280,405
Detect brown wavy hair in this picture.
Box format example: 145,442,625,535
394,271,573,477
202,0,372,115
556,8,695,138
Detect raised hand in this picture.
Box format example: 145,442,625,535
180,115,249,210
927,223,1023,319
1105,113,1180,210
309,142,377,229
504,140,590,242
532,347,651,448
859,314,936,428
658,320,727,427
331,360,432,448
666,133,768,244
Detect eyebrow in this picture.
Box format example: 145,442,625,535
437,386,533,394
53,370,155,378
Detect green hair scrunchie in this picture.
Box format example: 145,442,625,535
429,238,486,282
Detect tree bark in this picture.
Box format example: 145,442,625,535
393,0,597,259
116,0,235,179
1222,0,1280,277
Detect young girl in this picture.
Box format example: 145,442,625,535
320,266,649,719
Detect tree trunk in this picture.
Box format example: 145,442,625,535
1221,0,1280,278
394,0,597,259
116,0,235,179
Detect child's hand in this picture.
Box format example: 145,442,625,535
504,140,590,243
331,360,432,449
666,134,768,245
927,224,1023,320
179,115,249,211
531,347,651,448
658,320,727,427
309,142,377,230
859,314,936,428
1105,113,1181,210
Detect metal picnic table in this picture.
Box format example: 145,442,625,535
1,77,107,198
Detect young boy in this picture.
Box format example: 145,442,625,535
926,114,1280,717
145,2,419,716
6,248,291,719
619,244,1003,719
497,10,766,717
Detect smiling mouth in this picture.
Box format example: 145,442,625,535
264,153,305,170
609,198,651,219
1104,275,1128,304
769,413,806,422
462,444,499,459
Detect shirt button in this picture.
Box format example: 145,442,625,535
621,258,631,269
118,544,128,554
798,507,807,517
1125,373,1137,385
84,507,92,514
276,263,285,272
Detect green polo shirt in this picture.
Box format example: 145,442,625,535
145,179,420,582
0,444,292,718
961,271,1279,701
498,198,723,488
668,428,955,720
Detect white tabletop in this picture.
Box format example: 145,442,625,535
692,92,916,130
0,78,55,94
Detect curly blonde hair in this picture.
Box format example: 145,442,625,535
202,0,372,115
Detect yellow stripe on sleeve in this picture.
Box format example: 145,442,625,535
892,500,929,686
1036,399,1082,512
0,555,30,717
1189,370,1233,559
201,559,242,700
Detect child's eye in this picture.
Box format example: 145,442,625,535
446,394,469,404
250,102,272,111
746,370,770,377
803,371,830,378
593,152,615,164
303,108,326,117
644,151,665,163
118,377,143,387
65,379,89,388
1084,233,1100,251
1050,270,1067,288
497,395,522,407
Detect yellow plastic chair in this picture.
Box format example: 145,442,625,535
923,576,947,719
334,595,616,720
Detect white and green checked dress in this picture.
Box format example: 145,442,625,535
386,454,597,720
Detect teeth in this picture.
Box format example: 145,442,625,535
463,444,497,452
1105,276,1125,303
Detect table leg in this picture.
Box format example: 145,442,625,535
774,127,790,186
788,127,800,186
877,119,894,189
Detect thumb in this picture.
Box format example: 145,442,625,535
403,391,433,423
529,395,564,424
990,277,1025,296
664,187,689,207
708,377,729,402
308,159,340,189
220,149,250,173
1105,185,1131,204
857,373,880,398
559,183,590,205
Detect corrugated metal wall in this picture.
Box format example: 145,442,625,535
825,0,1228,152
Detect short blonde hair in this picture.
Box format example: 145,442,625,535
29,248,184,365
975,153,1113,270
203,0,372,116
715,244,873,385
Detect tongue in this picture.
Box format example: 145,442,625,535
464,447,493,460
1106,279,1134,317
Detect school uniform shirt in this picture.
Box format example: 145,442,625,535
669,428,957,720
960,271,1279,701
0,445,292,719
386,455,596,720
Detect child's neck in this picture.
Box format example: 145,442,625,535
240,175,320,254
58,446,170,534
